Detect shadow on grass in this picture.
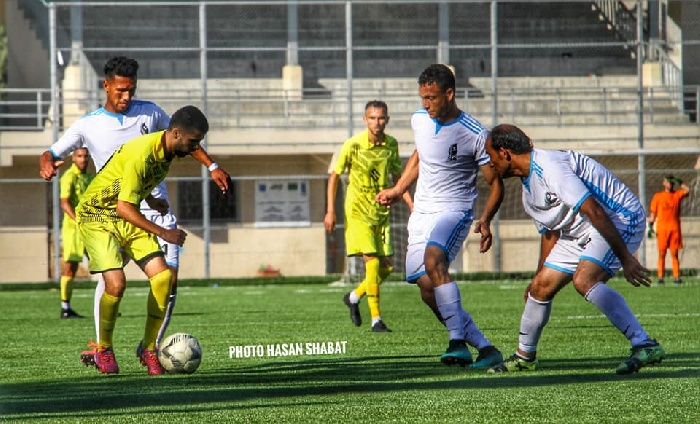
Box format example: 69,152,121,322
1,352,698,419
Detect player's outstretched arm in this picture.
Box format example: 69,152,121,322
578,196,650,287
39,151,64,181
377,150,419,207
190,147,231,194
116,200,187,246
324,172,340,233
473,163,504,253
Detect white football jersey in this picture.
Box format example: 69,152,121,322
412,109,490,213
49,100,171,216
522,149,645,238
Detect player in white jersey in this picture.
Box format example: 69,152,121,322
376,64,504,369
484,124,665,375
38,56,231,365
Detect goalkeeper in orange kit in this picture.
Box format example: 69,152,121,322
647,175,690,285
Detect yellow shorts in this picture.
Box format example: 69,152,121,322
78,219,164,274
61,218,86,262
344,215,393,257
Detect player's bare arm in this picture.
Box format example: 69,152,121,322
578,196,650,287
60,197,76,221
376,149,419,206
116,200,187,246
144,195,169,216
393,173,414,213
190,146,231,194
324,172,340,232
39,150,65,181
473,162,505,253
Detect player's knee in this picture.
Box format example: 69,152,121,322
149,268,172,291
528,276,556,301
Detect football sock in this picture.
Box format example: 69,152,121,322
349,290,361,304
585,282,650,347
94,273,106,341
461,309,492,351
365,257,381,319
434,282,465,341
143,269,172,351
60,275,72,308
657,255,665,279
670,250,680,279
98,292,121,349
518,293,552,356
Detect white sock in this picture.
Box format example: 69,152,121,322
434,282,465,341
61,301,70,310
461,310,491,351
349,291,361,304
585,282,652,347
94,273,106,342
371,317,382,326
518,294,552,355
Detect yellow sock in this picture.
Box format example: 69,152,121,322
98,292,122,349
143,269,172,350
365,257,381,319
353,281,367,298
60,275,73,305
379,265,393,283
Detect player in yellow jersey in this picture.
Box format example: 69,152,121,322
59,147,94,319
325,100,413,332
76,105,208,375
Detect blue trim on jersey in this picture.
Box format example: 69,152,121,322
538,227,548,234
458,113,486,135
49,148,61,160
573,192,592,212
407,270,426,284
580,255,615,276
531,156,544,179
85,107,124,125
544,261,574,274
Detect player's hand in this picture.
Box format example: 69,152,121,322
473,220,493,253
523,282,533,303
162,228,187,246
145,197,170,216
39,158,64,181
324,212,336,233
376,188,400,207
210,168,231,194
621,253,651,287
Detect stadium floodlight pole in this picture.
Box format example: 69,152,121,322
200,2,211,279
49,3,61,283
345,1,353,138
636,0,647,268
490,0,502,274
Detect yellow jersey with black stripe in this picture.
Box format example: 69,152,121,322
332,130,403,224
77,131,171,223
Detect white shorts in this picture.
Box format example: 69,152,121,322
405,210,474,282
145,212,179,268
544,220,644,276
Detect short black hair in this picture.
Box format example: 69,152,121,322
104,56,139,79
169,105,209,134
418,64,456,93
489,124,533,154
365,100,388,113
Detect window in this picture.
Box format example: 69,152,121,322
177,180,238,223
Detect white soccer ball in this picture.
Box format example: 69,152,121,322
158,332,202,374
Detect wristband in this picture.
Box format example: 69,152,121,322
208,162,219,172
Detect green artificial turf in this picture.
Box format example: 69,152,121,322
1,277,698,423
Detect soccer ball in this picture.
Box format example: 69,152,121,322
158,332,202,374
